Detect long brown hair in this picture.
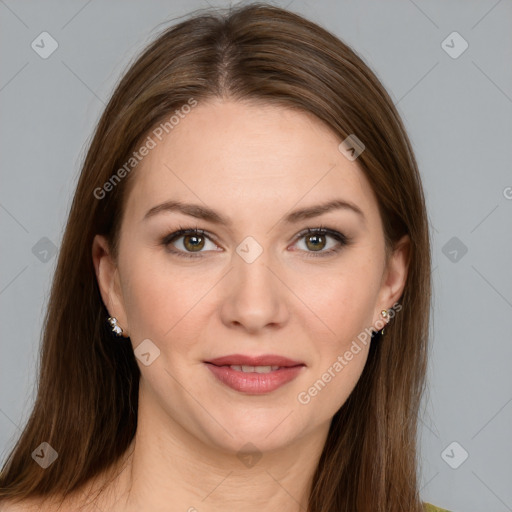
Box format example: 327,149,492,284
0,3,431,511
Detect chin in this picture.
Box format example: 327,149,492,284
192,405,303,454
209,427,299,456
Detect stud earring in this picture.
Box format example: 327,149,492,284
372,309,389,338
379,309,389,336
107,316,123,336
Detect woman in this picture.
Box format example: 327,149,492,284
0,3,450,511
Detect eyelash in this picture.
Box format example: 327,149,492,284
161,224,350,259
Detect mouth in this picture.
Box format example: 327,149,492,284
205,353,305,368
204,354,306,394
215,364,283,373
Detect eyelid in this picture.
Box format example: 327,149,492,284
293,226,344,241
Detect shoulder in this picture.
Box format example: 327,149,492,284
423,502,452,512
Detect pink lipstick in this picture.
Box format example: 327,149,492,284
204,354,305,394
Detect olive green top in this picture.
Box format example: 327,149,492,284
424,502,452,512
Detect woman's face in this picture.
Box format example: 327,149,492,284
93,99,409,455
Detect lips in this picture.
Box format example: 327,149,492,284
204,354,306,394
205,354,305,368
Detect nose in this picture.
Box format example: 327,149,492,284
219,247,290,334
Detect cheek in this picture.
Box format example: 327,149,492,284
295,256,381,347
119,251,215,344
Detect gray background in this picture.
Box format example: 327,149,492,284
1,1,511,511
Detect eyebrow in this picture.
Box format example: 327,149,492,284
142,199,365,225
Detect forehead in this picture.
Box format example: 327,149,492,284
123,99,380,229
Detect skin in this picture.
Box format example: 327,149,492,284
55,99,409,512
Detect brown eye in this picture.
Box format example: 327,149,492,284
162,228,219,259
294,227,350,258
182,233,205,252
304,233,327,252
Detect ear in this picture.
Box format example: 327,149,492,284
92,234,129,336
373,234,410,330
